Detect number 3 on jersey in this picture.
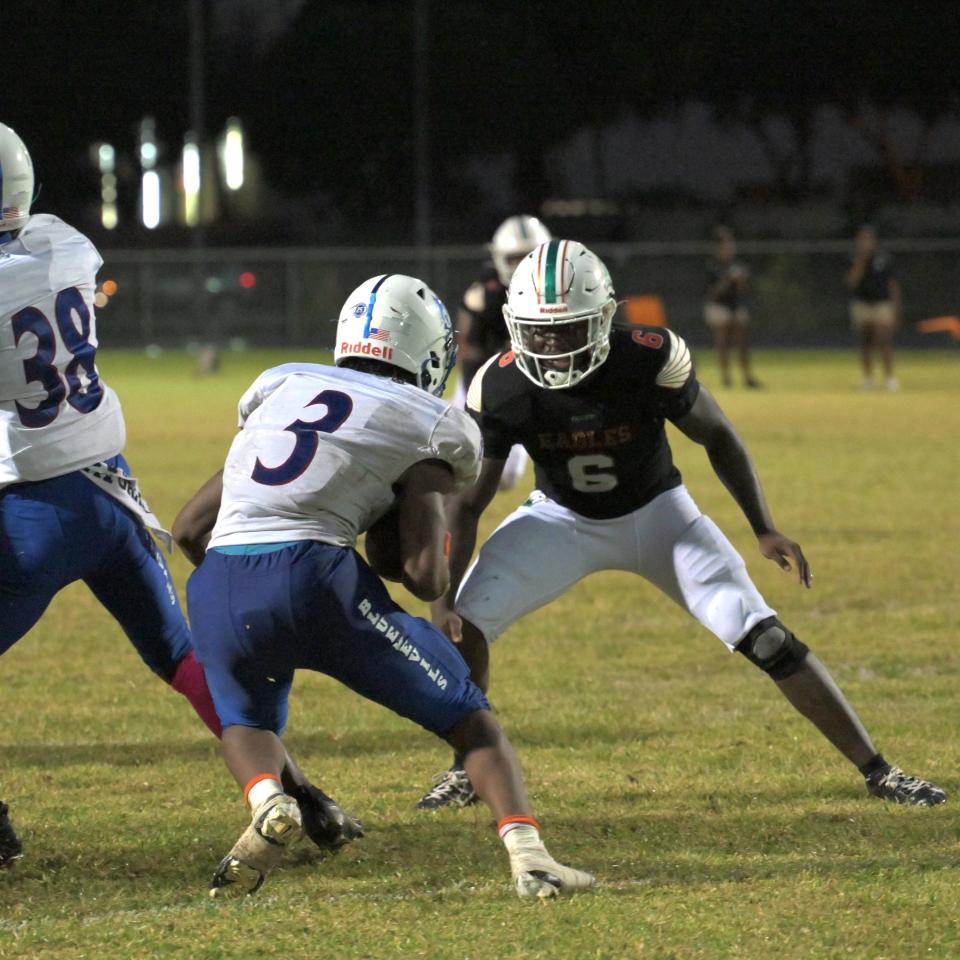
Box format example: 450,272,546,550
13,287,104,428
252,389,353,486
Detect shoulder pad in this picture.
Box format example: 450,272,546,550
236,365,306,425
430,407,482,489
655,330,693,389
18,215,103,286
462,281,486,313
466,353,502,413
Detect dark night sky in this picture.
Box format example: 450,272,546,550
5,0,960,245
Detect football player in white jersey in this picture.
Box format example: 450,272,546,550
417,238,946,811
172,274,595,900
0,122,360,869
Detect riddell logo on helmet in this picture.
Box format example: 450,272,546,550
538,304,568,314
339,341,394,360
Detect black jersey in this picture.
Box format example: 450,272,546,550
706,258,748,309
468,326,700,519
460,268,509,387
851,252,895,303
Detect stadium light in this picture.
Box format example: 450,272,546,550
97,142,118,230
139,117,161,229
142,170,161,230
140,141,157,168
183,135,201,227
222,117,244,191
139,117,158,169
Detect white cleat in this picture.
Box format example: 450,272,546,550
510,843,595,899
209,793,303,898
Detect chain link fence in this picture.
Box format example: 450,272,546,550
97,239,960,350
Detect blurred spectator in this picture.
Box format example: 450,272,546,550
845,225,901,391
703,226,762,388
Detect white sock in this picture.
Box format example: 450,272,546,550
501,824,543,853
246,777,283,812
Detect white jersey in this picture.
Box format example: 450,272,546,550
0,214,124,487
210,363,482,549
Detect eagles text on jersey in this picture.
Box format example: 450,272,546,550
467,327,697,519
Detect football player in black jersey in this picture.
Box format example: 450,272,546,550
449,216,552,494
415,238,945,812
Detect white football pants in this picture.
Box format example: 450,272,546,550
456,485,775,649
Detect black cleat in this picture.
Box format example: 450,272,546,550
292,785,363,852
0,802,23,868
416,767,479,810
865,766,947,806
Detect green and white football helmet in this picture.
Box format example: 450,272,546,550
503,239,617,389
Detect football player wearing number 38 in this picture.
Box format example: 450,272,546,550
419,238,945,812
0,122,360,871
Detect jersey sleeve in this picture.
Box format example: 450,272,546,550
465,353,516,460
655,330,700,421
424,406,483,490
236,363,327,426
18,215,103,292
236,370,275,426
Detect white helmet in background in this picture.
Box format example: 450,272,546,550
0,122,34,232
490,214,552,285
334,274,457,396
503,239,617,390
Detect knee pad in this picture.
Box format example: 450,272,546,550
736,617,808,680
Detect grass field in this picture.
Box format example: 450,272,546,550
2,347,958,960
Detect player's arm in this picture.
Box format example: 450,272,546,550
393,459,462,602
172,470,224,567
845,251,870,290
671,387,811,587
456,306,484,365
889,277,903,319
845,262,864,289
429,456,506,640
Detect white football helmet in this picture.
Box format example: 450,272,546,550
0,122,34,232
490,215,552,285
334,274,456,396
503,239,617,390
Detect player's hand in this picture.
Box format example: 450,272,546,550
431,604,463,645
758,531,812,588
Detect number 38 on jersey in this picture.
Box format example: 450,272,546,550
12,286,103,428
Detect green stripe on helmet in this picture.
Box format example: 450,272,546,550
542,238,560,304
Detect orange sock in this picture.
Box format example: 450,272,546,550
243,774,282,809
497,815,540,840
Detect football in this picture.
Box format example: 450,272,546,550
364,503,404,582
